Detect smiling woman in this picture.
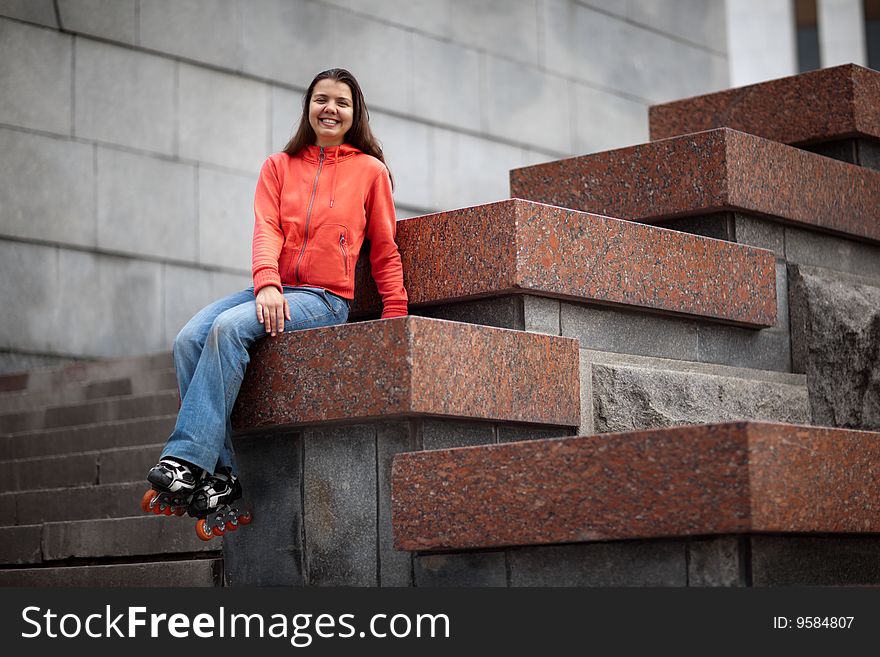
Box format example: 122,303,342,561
142,68,408,541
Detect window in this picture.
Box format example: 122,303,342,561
795,0,820,72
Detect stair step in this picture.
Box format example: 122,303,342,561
0,515,221,565
1,415,175,460
649,64,879,153
0,351,173,395
0,390,178,433
510,128,880,244
0,368,177,414
232,316,580,432
0,443,163,493
0,557,222,586
0,481,152,526
392,422,880,552
351,199,777,328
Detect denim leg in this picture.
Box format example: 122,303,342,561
171,288,258,402
161,286,349,476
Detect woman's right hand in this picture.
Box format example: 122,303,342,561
255,286,291,336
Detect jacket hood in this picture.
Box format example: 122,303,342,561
299,143,362,164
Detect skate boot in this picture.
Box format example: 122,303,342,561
188,467,252,541
140,458,202,517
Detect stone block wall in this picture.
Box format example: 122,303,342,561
0,0,729,369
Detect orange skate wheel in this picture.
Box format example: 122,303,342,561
140,489,157,513
163,506,173,516
174,507,187,516
239,512,252,525
212,525,225,537
195,519,214,541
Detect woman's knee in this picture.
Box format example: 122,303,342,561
210,306,258,345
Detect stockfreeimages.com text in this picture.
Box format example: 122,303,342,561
21,606,450,646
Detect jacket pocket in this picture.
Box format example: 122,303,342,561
301,224,349,289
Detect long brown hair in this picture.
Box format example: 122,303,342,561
283,68,393,188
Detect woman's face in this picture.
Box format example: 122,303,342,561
309,79,354,147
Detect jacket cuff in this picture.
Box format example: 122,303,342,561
380,304,409,319
253,269,282,295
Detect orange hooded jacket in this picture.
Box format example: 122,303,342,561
251,144,408,318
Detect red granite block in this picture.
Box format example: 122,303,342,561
391,422,880,552
231,316,580,431
509,128,880,243
649,64,880,146
354,199,776,328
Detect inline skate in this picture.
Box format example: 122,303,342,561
141,458,201,517
188,467,252,541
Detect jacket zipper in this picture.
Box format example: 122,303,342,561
339,233,349,277
294,147,325,284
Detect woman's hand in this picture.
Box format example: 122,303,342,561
255,286,291,336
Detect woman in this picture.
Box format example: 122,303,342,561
142,68,408,539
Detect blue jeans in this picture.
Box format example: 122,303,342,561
160,286,350,476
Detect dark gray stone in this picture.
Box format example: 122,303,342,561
656,213,735,241
857,139,880,172
696,326,790,372
15,481,144,524
561,302,700,362
98,444,162,484
788,265,880,430
509,540,687,586
687,536,745,587
422,419,495,450
224,432,305,586
377,422,418,587
751,535,880,586
7,451,98,492
0,491,15,524
41,516,216,560
9,415,176,459
591,362,809,433
304,424,377,586
414,551,507,587
416,296,524,330
784,227,880,281
732,213,785,258
496,423,572,443
804,139,859,165
0,525,42,564
523,295,560,335
695,263,791,372
0,559,222,587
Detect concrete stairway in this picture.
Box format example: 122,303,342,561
2,64,877,587
0,354,223,586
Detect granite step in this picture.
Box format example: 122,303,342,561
0,443,163,493
231,315,580,434
0,514,221,566
0,481,151,526
0,390,179,434
0,351,173,395
351,199,777,328
510,128,880,244
0,414,175,460
0,557,222,587
0,367,178,414
648,64,880,171
392,422,880,553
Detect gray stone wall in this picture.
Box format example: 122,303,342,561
0,0,728,368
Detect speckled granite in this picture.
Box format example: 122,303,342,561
231,316,580,431
392,422,880,552
649,64,880,145
354,199,777,327
510,129,880,243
